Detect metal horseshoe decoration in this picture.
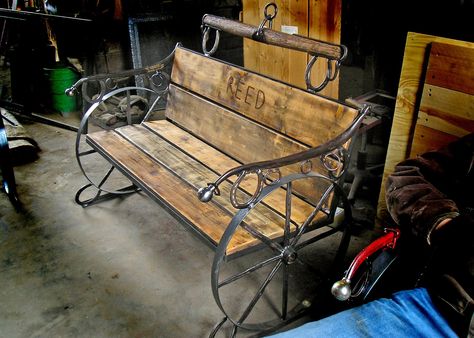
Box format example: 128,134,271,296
305,44,348,93
202,25,221,56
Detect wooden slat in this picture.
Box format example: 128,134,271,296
410,44,474,157
116,124,290,238
170,47,357,147
425,42,474,95
409,125,459,157
419,85,474,125
165,84,331,203
144,119,316,225
86,130,285,255
377,33,474,223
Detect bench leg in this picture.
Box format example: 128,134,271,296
209,173,353,335
75,182,139,208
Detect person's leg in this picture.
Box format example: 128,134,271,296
269,288,457,337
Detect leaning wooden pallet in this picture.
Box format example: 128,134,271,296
68,4,369,336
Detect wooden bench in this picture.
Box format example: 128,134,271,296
69,10,368,336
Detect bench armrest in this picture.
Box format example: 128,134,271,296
65,43,180,104
198,105,371,208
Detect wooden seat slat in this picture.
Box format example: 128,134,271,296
144,120,316,225
115,124,287,232
87,128,312,255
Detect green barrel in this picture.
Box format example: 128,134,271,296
43,64,80,113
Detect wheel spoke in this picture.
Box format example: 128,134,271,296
237,260,283,325
283,182,292,246
218,254,282,288
240,223,283,253
281,264,289,320
291,183,335,246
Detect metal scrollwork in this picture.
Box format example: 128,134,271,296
263,168,282,186
81,79,107,104
320,146,347,179
230,169,264,209
104,77,119,91
149,71,170,95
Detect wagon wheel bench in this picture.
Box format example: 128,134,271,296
68,7,369,337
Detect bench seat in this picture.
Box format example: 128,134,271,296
87,119,327,256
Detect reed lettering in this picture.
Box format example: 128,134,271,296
227,76,265,109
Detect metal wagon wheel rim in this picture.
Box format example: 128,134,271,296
211,173,352,332
75,86,160,196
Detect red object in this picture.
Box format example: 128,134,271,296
345,228,400,282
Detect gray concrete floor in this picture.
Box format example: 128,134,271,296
0,113,376,337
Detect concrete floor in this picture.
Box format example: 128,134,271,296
0,113,376,337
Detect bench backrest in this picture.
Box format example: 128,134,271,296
166,46,358,204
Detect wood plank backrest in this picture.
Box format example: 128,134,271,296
169,47,358,148
166,47,358,204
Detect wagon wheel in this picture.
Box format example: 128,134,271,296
75,86,161,206
211,173,352,335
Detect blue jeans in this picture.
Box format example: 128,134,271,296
269,288,456,337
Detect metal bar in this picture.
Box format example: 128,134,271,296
0,8,92,22
240,223,283,253
218,254,282,288
291,184,335,246
237,260,283,325
281,264,288,320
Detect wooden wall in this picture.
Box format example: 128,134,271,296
242,0,341,98
377,32,474,223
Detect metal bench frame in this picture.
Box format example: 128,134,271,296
68,5,370,336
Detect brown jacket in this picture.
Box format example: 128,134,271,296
385,132,474,337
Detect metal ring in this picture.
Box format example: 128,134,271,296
150,71,170,95
263,168,282,185
264,2,278,20
300,159,313,174
202,26,220,56
321,151,342,173
81,80,106,104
